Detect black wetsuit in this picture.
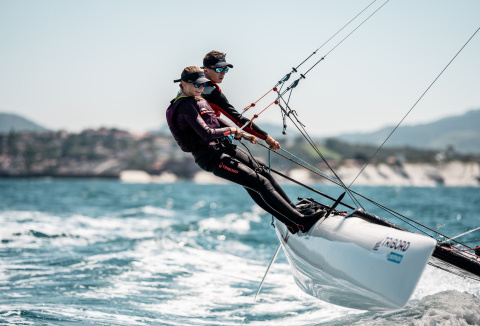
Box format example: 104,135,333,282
166,95,317,233
201,84,299,225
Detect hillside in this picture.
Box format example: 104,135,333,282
157,109,480,154
155,121,300,137
4,108,479,155
0,112,49,134
335,109,480,154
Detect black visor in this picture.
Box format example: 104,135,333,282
173,71,209,84
203,56,234,68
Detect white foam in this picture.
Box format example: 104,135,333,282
3,201,479,325
413,265,480,299
198,213,254,233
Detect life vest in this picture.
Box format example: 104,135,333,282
166,96,225,152
166,97,196,152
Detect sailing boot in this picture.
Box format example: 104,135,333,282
296,209,327,233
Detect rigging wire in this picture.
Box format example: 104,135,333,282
242,0,388,114
237,4,480,249
278,148,339,184
274,0,392,104
266,21,480,240
303,0,391,76
443,245,480,259
253,142,474,249
349,23,480,188
278,0,380,85
275,96,365,210
242,0,393,209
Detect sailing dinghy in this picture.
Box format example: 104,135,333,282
270,197,480,311
238,0,480,311
274,198,435,311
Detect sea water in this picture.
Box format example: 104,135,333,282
1,179,480,325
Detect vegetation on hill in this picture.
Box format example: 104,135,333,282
0,129,185,178
335,109,480,154
0,113,48,134
2,106,479,179
1,128,476,179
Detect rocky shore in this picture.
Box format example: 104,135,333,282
2,128,479,186
120,161,480,187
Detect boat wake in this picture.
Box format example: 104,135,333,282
1,181,479,325
326,290,480,326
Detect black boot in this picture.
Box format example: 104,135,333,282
296,209,327,233
286,223,300,234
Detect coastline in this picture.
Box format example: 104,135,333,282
118,161,480,187
2,161,478,187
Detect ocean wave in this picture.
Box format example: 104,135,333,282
120,205,176,218
2,182,480,325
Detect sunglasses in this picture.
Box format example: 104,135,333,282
188,82,209,88
210,67,229,73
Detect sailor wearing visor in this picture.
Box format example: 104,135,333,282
201,50,281,151
166,66,326,234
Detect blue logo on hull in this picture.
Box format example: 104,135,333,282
387,252,403,264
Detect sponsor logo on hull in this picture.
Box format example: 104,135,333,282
387,252,404,264
373,236,410,252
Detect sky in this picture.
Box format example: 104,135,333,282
0,0,479,137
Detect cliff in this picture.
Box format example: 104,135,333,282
120,161,480,187
334,161,480,187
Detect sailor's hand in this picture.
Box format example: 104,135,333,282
265,135,281,150
231,127,242,139
243,134,258,144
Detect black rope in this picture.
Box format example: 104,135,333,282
253,142,473,249
275,95,365,210
240,3,479,250
264,19,480,250
349,23,480,187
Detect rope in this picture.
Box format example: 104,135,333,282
236,5,480,252
251,142,474,249
239,1,394,192
275,93,365,210
443,245,480,259
349,23,480,187
304,0,391,76
243,88,276,113
277,0,391,96
280,148,339,183
256,142,339,184
248,101,279,128
245,0,388,111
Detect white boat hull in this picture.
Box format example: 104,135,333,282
275,213,437,311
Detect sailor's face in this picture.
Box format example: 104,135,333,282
182,81,204,97
204,67,226,84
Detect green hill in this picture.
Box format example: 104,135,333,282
335,109,480,154
0,112,49,134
